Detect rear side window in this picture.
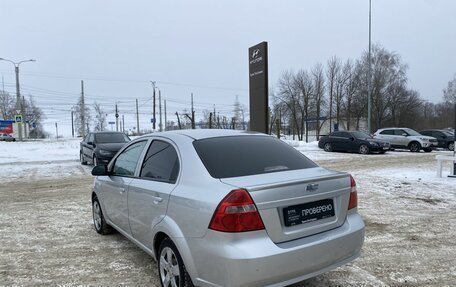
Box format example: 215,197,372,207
380,130,393,135
420,131,431,136
193,136,317,179
140,140,179,183
394,129,406,136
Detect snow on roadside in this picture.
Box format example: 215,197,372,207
0,139,80,163
0,139,89,183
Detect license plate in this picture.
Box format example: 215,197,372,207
283,199,335,227
383,147,389,150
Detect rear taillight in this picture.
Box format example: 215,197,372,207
348,175,358,210
209,189,265,232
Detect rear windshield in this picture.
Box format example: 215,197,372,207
95,133,130,143
193,135,317,179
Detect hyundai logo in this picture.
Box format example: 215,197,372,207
252,49,260,59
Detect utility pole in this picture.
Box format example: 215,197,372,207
15,66,22,140
159,89,163,132
71,111,74,138
81,80,86,136
164,100,167,131
136,99,140,134
122,114,125,133
191,93,195,129
22,95,28,138
151,81,156,130
115,103,119,132
55,122,58,140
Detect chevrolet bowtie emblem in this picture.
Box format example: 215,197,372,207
306,183,319,191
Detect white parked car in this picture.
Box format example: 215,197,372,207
373,128,437,152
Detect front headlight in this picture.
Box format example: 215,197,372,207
369,141,379,146
419,137,429,142
99,149,111,156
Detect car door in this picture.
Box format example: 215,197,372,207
83,133,95,160
98,140,148,234
128,139,180,249
339,131,354,151
432,131,446,148
329,132,344,150
394,129,409,146
377,129,394,144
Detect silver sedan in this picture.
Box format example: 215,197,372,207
91,129,364,287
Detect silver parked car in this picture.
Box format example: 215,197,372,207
91,129,364,287
0,133,16,141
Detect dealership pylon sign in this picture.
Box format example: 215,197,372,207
249,42,268,134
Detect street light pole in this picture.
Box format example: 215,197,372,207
0,58,36,141
367,0,372,133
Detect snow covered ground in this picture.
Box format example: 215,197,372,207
0,138,455,286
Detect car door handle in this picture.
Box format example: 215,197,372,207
152,196,163,204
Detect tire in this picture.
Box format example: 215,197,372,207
93,155,98,166
448,142,455,151
359,144,370,154
423,148,432,153
158,238,194,287
80,152,87,165
92,196,113,235
409,142,421,152
379,151,386,154
323,142,333,152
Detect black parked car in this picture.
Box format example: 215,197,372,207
318,131,390,154
80,131,131,165
420,129,455,151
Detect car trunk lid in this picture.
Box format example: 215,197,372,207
220,167,352,243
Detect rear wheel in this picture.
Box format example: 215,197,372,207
158,238,193,287
409,142,421,152
359,144,370,154
323,142,333,152
92,196,112,235
448,142,454,151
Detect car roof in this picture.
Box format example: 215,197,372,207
91,131,126,134
138,129,266,141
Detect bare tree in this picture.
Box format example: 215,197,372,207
93,102,107,132
73,95,91,136
0,91,15,120
276,70,304,140
443,74,456,104
312,63,326,140
326,56,341,132
294,70,313,141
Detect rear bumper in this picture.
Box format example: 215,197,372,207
184,213,364,287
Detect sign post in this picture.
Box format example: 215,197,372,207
249,42,268,134
450,103,456,178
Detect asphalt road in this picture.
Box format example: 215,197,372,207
0,152,454,286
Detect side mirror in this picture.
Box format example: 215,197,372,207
402,133,408,137
87,141,93,145
92,165,109,176
350,137,355,141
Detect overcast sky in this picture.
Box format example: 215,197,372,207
1,0,456,137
